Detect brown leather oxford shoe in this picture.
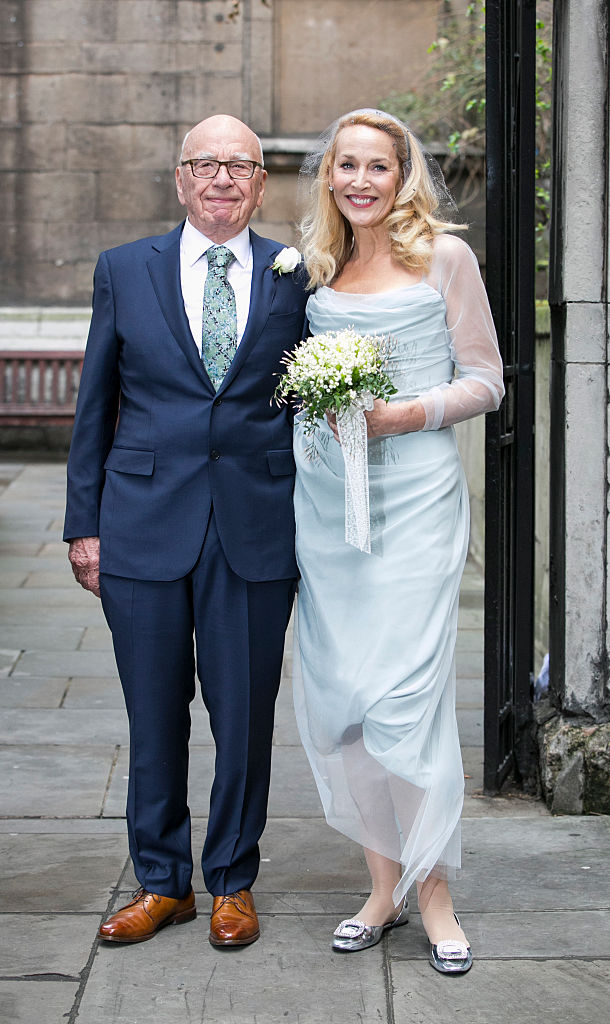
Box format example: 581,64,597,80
209,889,260,947
99,887,196,943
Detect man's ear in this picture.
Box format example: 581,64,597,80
256,169,268,210
175,166,186,207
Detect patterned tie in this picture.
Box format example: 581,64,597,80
201,245,238,390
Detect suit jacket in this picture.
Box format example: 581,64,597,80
63,223,309,582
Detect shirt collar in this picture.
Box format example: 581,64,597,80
181,219,251,269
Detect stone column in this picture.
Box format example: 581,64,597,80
542,0,610,813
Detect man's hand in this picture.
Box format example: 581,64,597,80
68,536,101,598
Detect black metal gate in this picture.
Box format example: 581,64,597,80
483,0,537,792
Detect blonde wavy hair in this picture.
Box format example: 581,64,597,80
299,110,464,289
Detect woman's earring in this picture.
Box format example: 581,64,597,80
328,185,334,192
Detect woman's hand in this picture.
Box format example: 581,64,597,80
326,399,426,442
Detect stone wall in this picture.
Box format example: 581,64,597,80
0,0,468,305
539,0,610,814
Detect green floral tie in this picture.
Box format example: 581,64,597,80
202,245,237,390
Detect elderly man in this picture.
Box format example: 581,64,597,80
64,115,307,947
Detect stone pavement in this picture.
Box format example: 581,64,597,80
1,460,609,1024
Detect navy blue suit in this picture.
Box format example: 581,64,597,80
64,223,308,897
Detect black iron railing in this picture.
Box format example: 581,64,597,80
484,0,537,793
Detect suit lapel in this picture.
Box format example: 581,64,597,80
217,230,279,393
146,224,213,389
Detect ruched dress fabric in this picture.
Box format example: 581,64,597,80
293,235,504,905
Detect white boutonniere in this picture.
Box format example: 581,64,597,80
271,247,301,275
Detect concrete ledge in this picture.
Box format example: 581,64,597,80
0,308,90,351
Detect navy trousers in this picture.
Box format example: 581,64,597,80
100,511,296,898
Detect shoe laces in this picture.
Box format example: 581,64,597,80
128,887,161,906
212,892,249,916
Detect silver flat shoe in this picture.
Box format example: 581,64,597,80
332,898,409,953
429,914,473,974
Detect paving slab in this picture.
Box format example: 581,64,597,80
267,745,327,817
457,707,484,746
0,503,63,521
38,541,70,557
456,650,484,677
458,607,483,629
390,960,610,1024
0,588,106,618
0,556,70,573
0,914,98,976
452,816,610,910
0,676,68,708
79,625,115,651
456,693,484,714
0,981,79,1023
0,833,129,912
118,818,369,896
0,526,59,541
461,570,484,591
61,676,123,708
0,603,107,628
77,913,389,1024
14,649,118,678
462,744,484,792
0,649,20,676
455,673,484,704
0,744,115,817
0,818,129,835
455,630,484,651
271,681,302,745
0,572,27,588
0,541,43,555
0,625,85,652
0,709,129,745
2,485,65,503
0,460,25,476
389,909,610,959
103,742,322,818
23,571,80,588
110,888,385,919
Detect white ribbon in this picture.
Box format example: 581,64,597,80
336,391,374,553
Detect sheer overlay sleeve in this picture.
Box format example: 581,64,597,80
418,234,504,431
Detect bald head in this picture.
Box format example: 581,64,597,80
175,114,267,243
180,115,264,165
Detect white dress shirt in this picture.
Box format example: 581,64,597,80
179,218,253,354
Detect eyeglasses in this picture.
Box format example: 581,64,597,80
181,159,263,180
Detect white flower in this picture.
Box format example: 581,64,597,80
271,247,301,274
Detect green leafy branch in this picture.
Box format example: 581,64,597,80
379,1,553,254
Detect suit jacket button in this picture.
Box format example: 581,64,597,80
213,397,222,407
210,450,221,461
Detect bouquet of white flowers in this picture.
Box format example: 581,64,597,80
275,327,396,434
275,328,397,554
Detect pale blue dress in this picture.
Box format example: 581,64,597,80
292,235,504,903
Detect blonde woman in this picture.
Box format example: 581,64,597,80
292,109,504,972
